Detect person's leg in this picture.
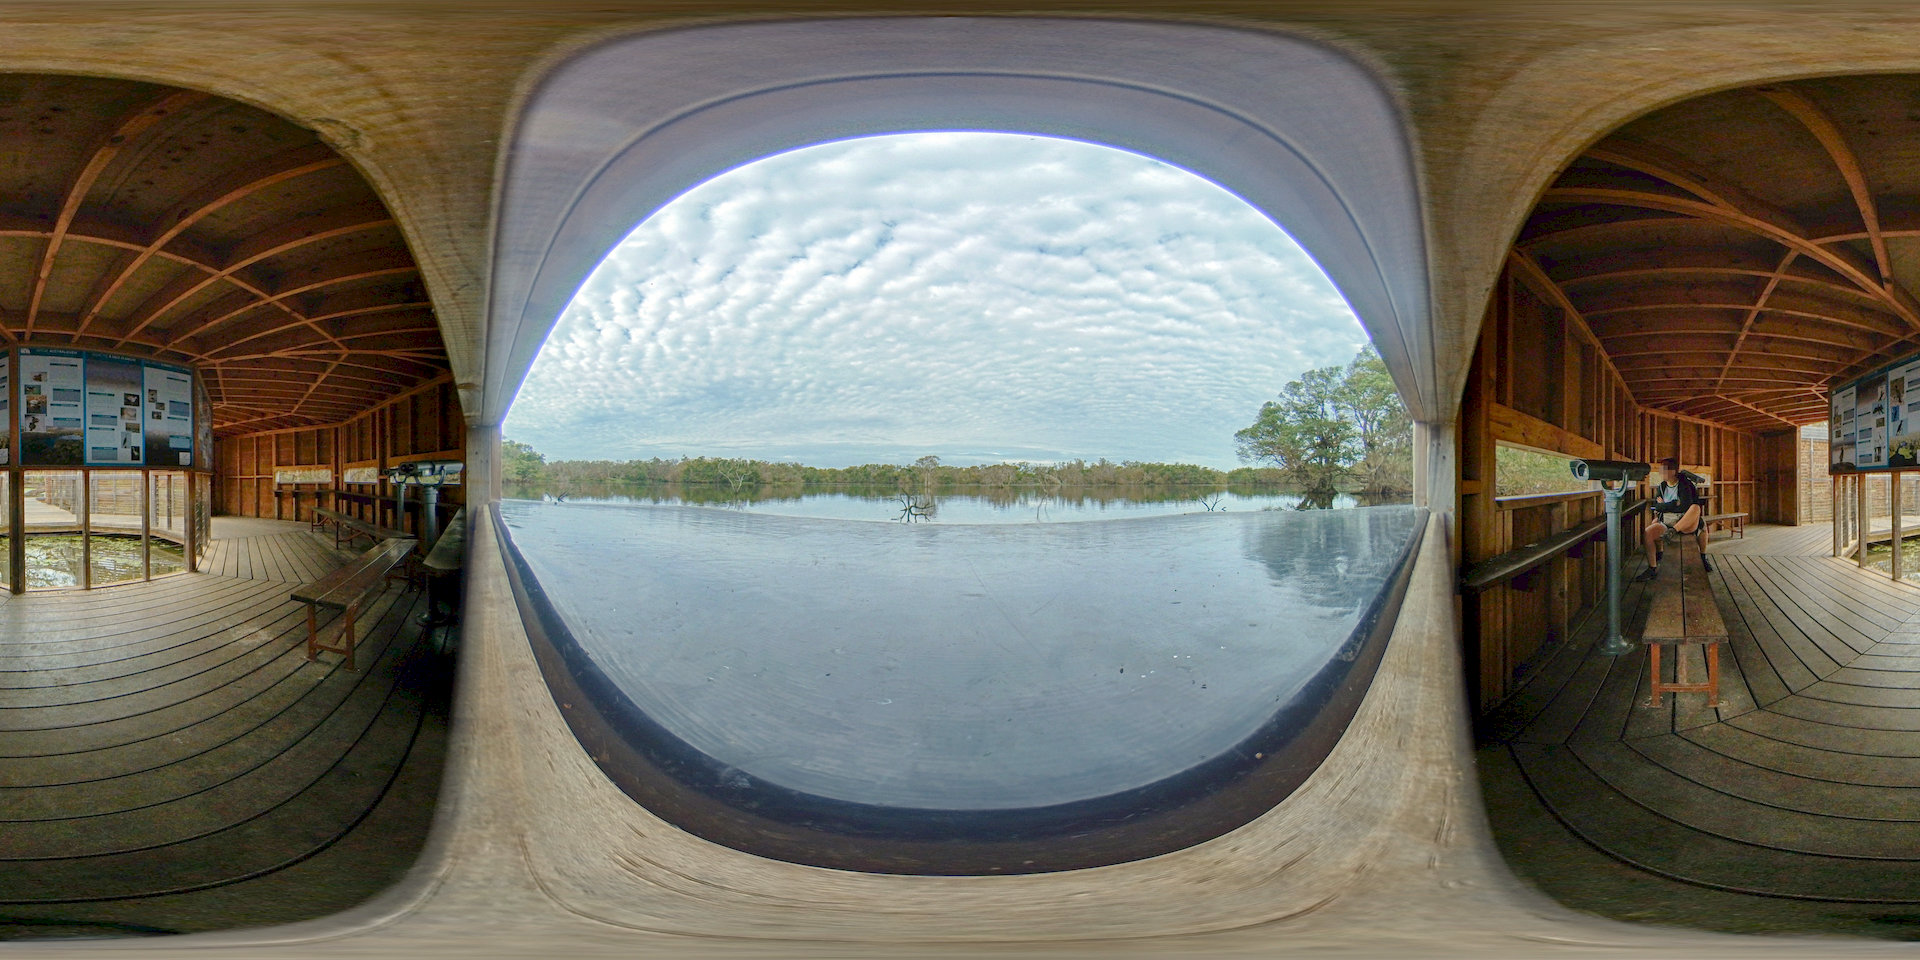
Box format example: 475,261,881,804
1673,505,1713,572
1635,520,1668,581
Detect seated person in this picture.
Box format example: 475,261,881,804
1633,456,1711,581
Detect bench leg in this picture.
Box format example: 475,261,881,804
305,602,318,662
1645,643,1664,708
343,600,358,672
1707,641,1726,708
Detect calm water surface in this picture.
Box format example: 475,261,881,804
502,499,1423,809
503,482,1381,523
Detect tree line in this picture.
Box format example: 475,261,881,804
503,346,1412,496
502,445,1289,491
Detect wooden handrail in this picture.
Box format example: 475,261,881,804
1460,499,1645,594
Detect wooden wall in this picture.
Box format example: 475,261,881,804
1459,263,1779,713
216,374,465,536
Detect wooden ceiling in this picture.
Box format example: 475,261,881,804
0,75,443,437
1516,76,1920,431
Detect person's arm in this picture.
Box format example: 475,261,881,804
1675,475,1699,512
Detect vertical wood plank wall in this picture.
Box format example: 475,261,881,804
1459,265,1789,714
215,375,466,532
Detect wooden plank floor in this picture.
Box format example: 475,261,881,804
199,521,356,583
1483,522,1920,902
0,522,450,938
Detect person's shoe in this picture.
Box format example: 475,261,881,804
1632,566,1659,583
1701,556,1714,573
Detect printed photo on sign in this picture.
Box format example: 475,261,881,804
20,349,85,465
143,363,193,467
84,354,143,465
1834,384,1857,468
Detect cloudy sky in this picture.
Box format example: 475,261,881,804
504,132,1369,469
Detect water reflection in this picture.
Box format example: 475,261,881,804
23,534,183,589
504,481,1402,524
501,501,1422,809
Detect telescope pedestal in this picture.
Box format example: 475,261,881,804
1597,480,1635,657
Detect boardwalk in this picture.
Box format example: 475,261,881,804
0,519,449,938
1482,522,1920,932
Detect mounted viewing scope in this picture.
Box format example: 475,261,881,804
1570,458,1650,483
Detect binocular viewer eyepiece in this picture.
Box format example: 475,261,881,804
1569,458,1650,483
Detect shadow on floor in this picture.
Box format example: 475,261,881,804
1481,523,1920,940
0,526,452,939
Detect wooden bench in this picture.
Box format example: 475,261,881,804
291,537,416,671
311,506,408,550
420,508,466,627
1702,511,1748,540
1640,535,1728,708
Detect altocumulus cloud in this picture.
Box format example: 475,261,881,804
505,132,1369,468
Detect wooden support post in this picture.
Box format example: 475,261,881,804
1834,475,1844,558
1850,472,1866,568
184,471,198,575
1896,471,1905,582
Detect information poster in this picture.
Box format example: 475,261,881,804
1858,375,1888,468
20,348,85,465
0,351,11,465
1893,359,1920,468
1834,384,1857,468
84,354,143,465
143,362,193,467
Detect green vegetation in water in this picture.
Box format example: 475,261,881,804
19,534,185,589
1496,445,1594,498
503,346,1414,509
1865,537,1920,583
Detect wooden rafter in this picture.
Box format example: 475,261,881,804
1715,249,1799,393
1755,86,1893,283
0,79,448,434
27,89,209,337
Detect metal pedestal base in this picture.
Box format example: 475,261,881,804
1597,481,1636,657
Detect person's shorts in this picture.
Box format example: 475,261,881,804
1655,511,1690,535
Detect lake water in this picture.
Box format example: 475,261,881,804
15,534,185,588
500,499,1424,810
502,482,1383,523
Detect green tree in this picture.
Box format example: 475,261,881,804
502,439,546,484
1235,364,1352,495
1234,345,1412,496
1338,347,1413,494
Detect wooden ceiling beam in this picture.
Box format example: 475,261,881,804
26,89,209,338
1543,185,1920,333
188,298,433,359
155,250,414,352
1716,249,1798,393
1577,289,1907,338
103,203,394,346
1555,263,1875,305
1519,213,1737,249
1589,313,1892,353
72,142,344,339
1755,86,1894,284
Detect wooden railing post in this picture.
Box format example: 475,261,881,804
1895,471,1905,582
1859,472,1871,569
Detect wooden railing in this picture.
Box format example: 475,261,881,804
1461,499,1646,594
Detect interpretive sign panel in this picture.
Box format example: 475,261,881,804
0,351,11,465
17,348,199,467
20,348,85,465
143,362,193,467
85,354,143,465
274,467,332,485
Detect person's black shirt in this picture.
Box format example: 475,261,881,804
1653,474,1699,518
